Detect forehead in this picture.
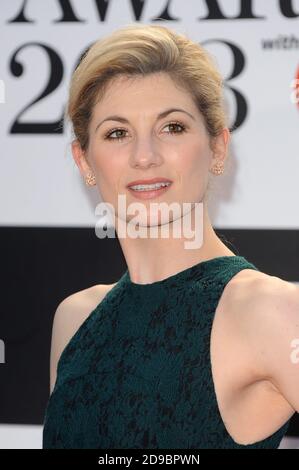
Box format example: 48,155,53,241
93,72,198,115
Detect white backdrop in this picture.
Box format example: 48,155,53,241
1,0,298,228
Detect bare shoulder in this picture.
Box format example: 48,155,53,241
223,268,298,312
211,268,298,443
220,267,299,381
49,282,117,394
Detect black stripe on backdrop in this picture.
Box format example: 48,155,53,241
0,226,298,436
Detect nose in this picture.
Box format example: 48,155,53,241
130,135,162,169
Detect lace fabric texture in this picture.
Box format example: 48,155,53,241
42,255,291,448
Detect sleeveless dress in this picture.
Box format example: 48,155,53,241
42,255,291,449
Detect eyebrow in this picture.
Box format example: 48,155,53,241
94,107,196,133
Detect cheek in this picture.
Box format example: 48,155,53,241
178,141,210,174
89,144,124,186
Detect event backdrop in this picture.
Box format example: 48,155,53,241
0,0,298,448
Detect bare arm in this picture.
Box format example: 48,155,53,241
224,275,299,413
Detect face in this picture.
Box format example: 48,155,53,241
72,72,228,226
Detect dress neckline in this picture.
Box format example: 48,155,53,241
121,255,246,290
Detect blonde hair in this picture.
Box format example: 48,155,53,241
66,23,229,154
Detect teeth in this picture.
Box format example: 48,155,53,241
129,182,171,191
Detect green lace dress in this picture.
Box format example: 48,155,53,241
42,255,291,448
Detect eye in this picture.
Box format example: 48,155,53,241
104,128,128,141
103,120,187,142
163,121,187,135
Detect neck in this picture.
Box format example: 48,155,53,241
115,199,235,285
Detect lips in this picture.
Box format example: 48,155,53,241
127,177,172,187
127,181,172,200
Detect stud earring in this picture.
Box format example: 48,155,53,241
85,172,96,186
210,162,224,175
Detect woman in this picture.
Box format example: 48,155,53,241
42,24,299,449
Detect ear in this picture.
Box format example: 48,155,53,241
209,127,230,167
71,139,93,177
